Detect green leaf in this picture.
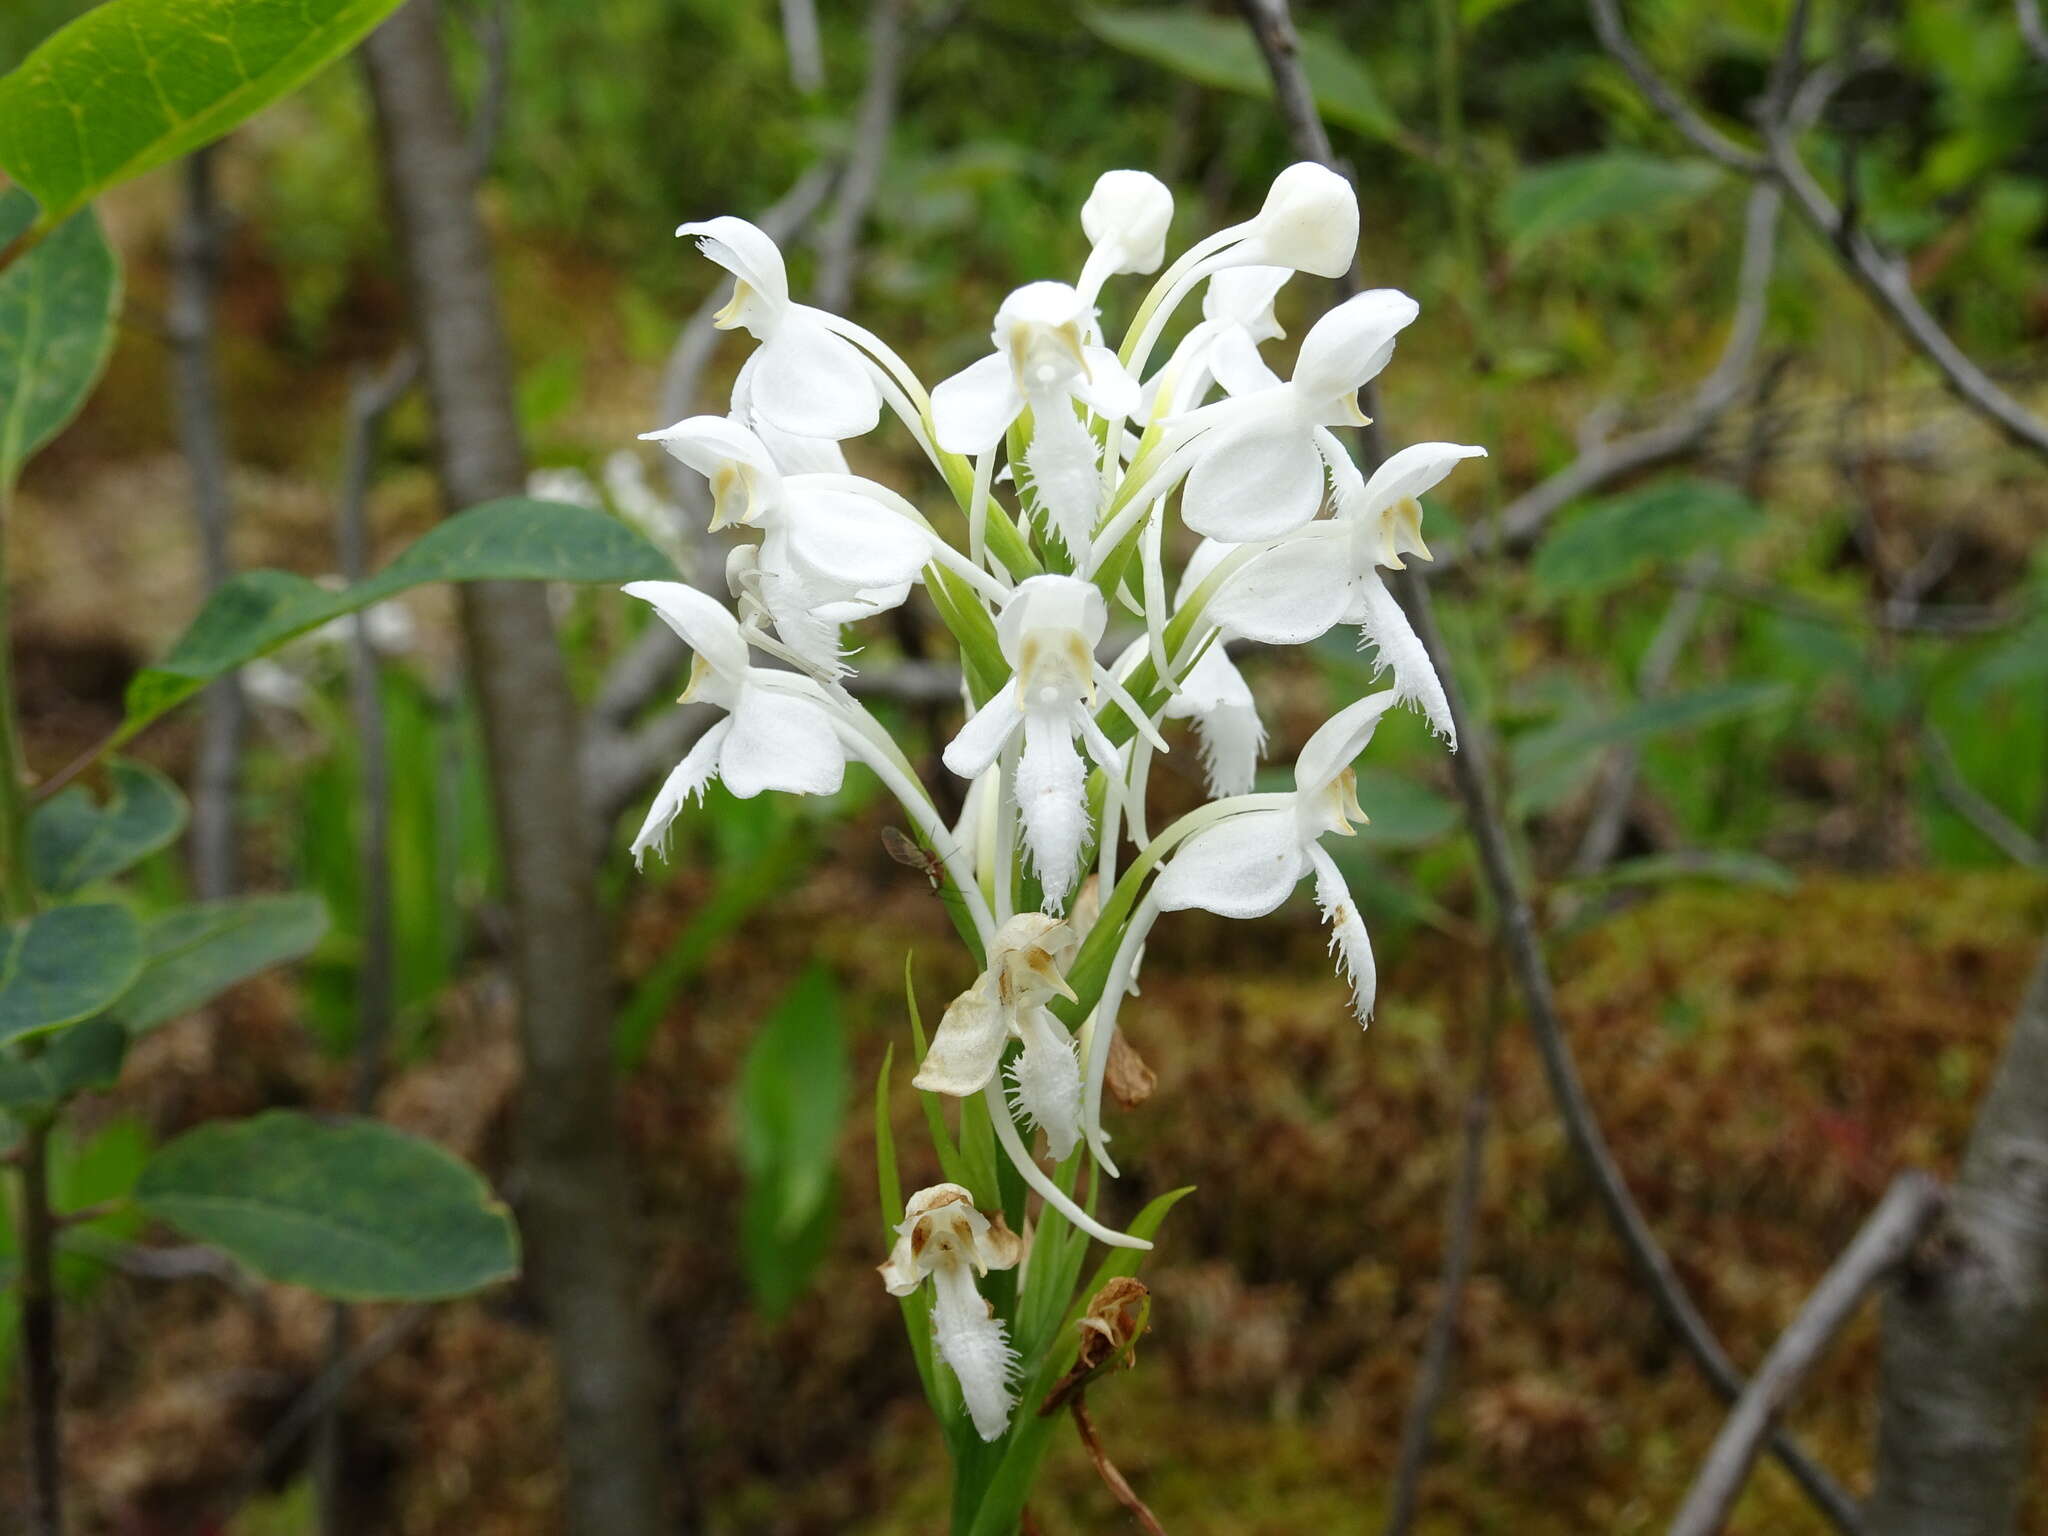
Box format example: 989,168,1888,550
737,964,847,1320
135,1111,518,1300
0,187,119,492
1502,151,1723,257
29,759,188,895
0,0,409,237
0,904,144,1048
110,894,328,1033
1514,682,1793,786
1350,767,1459,849
0,1015,127,1110
1083,9,1401,145
1570,850,1800,895
1533,477,1762,597
122,497,675,739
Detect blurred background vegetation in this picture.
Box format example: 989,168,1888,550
1,0,2044,1531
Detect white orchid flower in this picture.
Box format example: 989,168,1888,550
640,415,999,674
942,575,1166,909
1079,693,1396,1173
1200,441,1485,740
1076,169,1175,306
621,581,848,865
931,282,1139,554
916,914,1086,1160
677,216,881,441
879,1184,1024,1441
1154,691,1391,1017
1170,288,1420,542
731,352,851,475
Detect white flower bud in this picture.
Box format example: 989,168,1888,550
1081,169,1175,276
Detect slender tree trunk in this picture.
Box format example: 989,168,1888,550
1868,940,2048,1534
358,8,668,1533
169,147,244,900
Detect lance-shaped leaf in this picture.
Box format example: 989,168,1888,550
0,904,144,1048
121,496,676,739
1083,8,1400,145
110,894,328,1033
0,1015,127,1111
0,187,119,492
30,759,188,896
0,0,410,239
135,1112,519,1300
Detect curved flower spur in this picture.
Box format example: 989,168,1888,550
622,165,1477,1453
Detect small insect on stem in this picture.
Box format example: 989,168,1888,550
881,825,946,889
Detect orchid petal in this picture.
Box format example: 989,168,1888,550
943,678,1024,780
914,987,1009,1096
720,685,847,798
630,719,730,868
1203,528,1353,644
1292,289,1418,406
1352,568,1455,744
932,352,1023,455
1308,844,1377,1023
785,485,935,590
1077,346,1141,422
1206,325,1283,398
676,216,789,312
1179,406,1325,541
1153,808,1308,919
1358,440,1487,516
622,581,749,679
750,313,881,440
1293,690,1399,799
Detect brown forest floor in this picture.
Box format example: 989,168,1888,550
6,834,2043,1534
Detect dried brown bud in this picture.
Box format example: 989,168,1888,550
1105,1027,1156,1110
1076,1277,1150,1373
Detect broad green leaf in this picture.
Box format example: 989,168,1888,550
29,759,187,895
1514,682,1793,786
1570,850,1800,895
0,187,118,491
122,497,675,739
110,894,327,1033
1502,151,1723,257
0,0,409,238
1083,9,1401,145
0,1014,126,1110
1533,477,1762,597
135,1111,519,1300
0,904,143,1047
737,965,847,1320
1351,767,1459,849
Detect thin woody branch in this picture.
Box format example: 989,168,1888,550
1668,1173,1943,1536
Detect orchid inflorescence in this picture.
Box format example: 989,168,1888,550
627,164,1480,1446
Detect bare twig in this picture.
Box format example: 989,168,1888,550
813,0,907,313
1071,1397,1168,1536
779,0,826,95
1235,7,1863,1530
2019,0,2048,69
1591,0,2048,464
1920,724,2048,869
170,147,246,900
1446,183,1781,568
215,1304,431,1525
1669,1173,1943,1536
